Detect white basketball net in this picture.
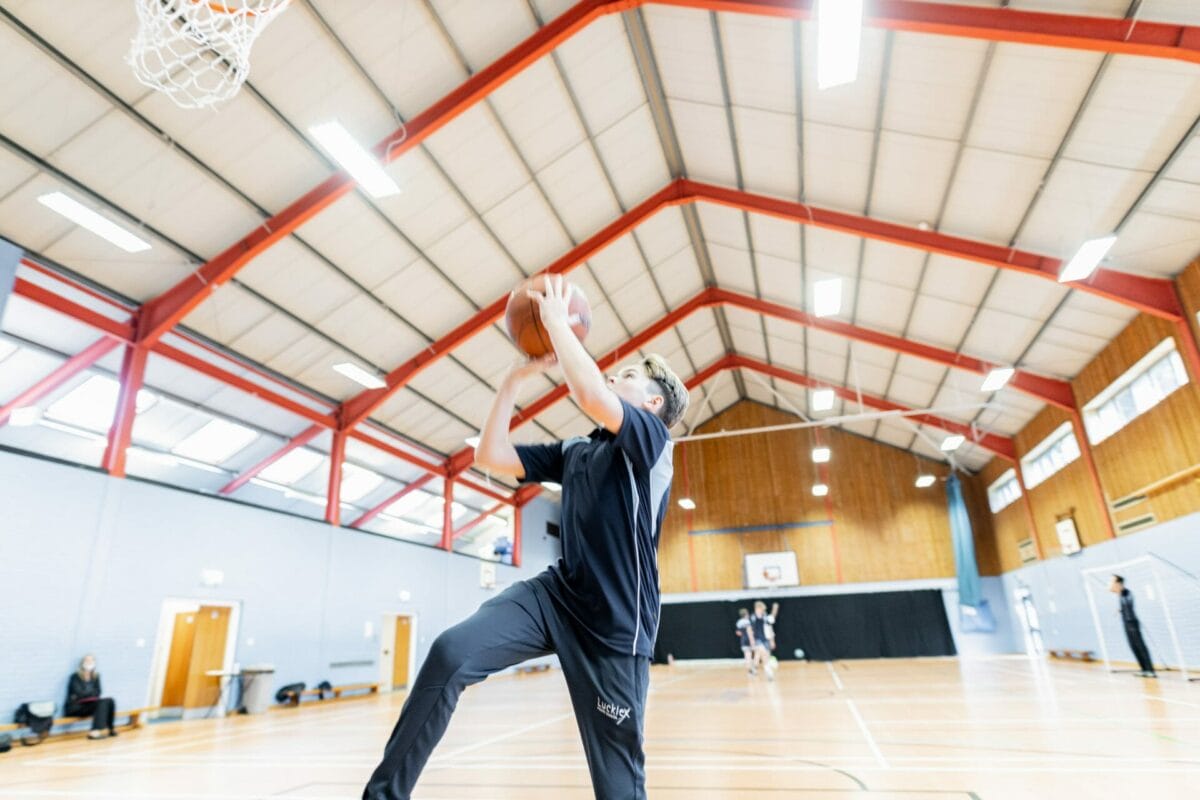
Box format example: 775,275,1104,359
128,0,290,110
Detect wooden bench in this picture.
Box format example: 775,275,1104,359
279,682,379,707
0,707,156,744
1048,648,1095,662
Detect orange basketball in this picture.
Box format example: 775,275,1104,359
505,275,591,358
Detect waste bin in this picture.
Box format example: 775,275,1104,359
240,665,275,715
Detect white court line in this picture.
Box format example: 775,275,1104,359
845,699,889,770
431,712,574,762
826,662,843,691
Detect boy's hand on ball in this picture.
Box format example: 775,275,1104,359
526,274,575,331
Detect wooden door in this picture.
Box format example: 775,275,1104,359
392,616,411,688
162,612,197,707
183,606,231,709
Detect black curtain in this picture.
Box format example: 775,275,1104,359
653,590,956,663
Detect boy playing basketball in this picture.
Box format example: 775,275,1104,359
363,275,689,800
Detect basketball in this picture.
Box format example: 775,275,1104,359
505,275,591,358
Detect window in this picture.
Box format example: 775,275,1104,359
1083,338,1188,444
258,447,324,485
44,374,156,432
172,419,258,464
1021,422,1080,489
339,463,383,503
987,468,1021,513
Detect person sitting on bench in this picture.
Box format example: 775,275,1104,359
66,655,118,739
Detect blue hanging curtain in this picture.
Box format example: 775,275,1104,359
946,473,982,609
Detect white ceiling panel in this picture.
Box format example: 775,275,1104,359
537,139,622,241
961,308,1045,365
671,99,738,186
237,239,359,324
855,279,912,335
884,32,987,140
718,13,794,114
645,5,723,106
554,15,645,135
593,104,672,209
482,181,573,273
905,294,977,350
1110,209,1200,279
490,56,586,173
295,193,421,289
423,106,530,213
970,43,1102,159
423,218,526,307
652,246,704,307
315,295,427,371
382,148,474,250
871,131,960,227
755,253,803,308
1018,160,1151,257
984,271,1069,321
432,0,535,72
859,239,928,291
708,243,757,295
920,254,995,306
940,149,1049,245
1065,54,1200,172
802,123,874,213
734,107,800,200
372,258,479,342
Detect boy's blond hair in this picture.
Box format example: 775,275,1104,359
642,354,689,429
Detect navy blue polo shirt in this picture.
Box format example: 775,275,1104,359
516,399,674,657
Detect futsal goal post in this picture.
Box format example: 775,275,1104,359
1080,554,1200,681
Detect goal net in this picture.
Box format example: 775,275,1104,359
1081,554,1200,680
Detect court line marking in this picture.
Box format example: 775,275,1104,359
431,712,574,762
1144,695,1200,711
826,662,844,691
845,699,889,770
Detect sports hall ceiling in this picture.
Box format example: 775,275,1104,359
1,0,1199,539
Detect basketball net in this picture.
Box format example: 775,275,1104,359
127,0,290,110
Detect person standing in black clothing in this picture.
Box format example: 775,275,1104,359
362,276,689,800
66,655,118,739
1109,575,1156,678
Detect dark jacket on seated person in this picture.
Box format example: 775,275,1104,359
66,656,117,735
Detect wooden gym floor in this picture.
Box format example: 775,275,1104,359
2,656,1198,799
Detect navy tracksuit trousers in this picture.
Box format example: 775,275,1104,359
363,579,650,800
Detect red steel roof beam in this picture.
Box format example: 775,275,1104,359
349,473,438,529
657,0,1200,64
686,181,1184,321
101,342,149,477
219,423,324,495
452,502,508,542
0,337,122,427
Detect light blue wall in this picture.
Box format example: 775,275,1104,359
0,449,561,716
999,510,1200,662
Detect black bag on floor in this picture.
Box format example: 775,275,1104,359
14,701,55,745
0,733,12,753
275,683,305,704
316,680,333,700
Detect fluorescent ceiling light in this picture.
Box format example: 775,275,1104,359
816,0,863,90
172,418,258,464
44,374,156,433
941,434,965,452
541,481,562,492
309,121,400,198
333,362,387,390
339,462,384,503
980,367,1014,393
915,474,936,488
811,388,835,412
9,406,41,427
130,447,226,475
259,447,324,485
465,435,480,448
813,278,843,318
812,483,829,497
37,418,108,443
677,497,696,510
1059,234,1117,283
37,192,151,253
811,447,831,464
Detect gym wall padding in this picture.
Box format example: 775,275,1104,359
653,589,957,662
